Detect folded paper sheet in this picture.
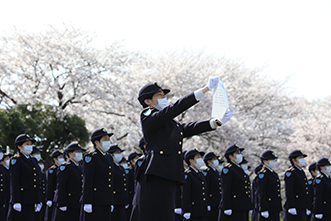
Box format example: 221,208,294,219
212,80,229,119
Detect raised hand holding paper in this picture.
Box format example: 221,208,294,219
212,80,229,120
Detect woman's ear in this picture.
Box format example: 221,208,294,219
144,99,152,106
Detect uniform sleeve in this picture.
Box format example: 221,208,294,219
284,172,295,209
182,173,192,213
10,158,21,203
82,155,96,204
314,178,324,214
257,173,268,212
57,165,69,207
46,167,56,200
221,168,233,210
182,120,214,138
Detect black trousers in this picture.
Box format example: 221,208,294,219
130,175,176,221
258,212,280,221
44,205,53,221
7,204,35,221
283,208,306,221
80,205,111,221
175,213,182,221
207,206,218,221
218,210,248,221
126,204,132,221
52,207,80,221
111,205,126,221
187,217,207,221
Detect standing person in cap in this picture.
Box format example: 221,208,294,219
108,144,130,221
219,144,251,221
80,128,114,221
132,77,232,221
251,164,263,221
283,149,310,221
182,149,209,221
240,157,250,175
203,151,223,221
0,147,7,220
45,150,64,221
255,150,282,221
311,158,331,220
7,134,42,221
52,142,84,221
0,153,11,219
307,162,318,221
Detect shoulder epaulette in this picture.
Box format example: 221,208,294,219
224,163,232,168
13,154,20,158
185,168,191,173
316,174,323,178
50,165,57,169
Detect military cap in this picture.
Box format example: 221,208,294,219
138,82,170,106
218,159,224,164
119,157,128,164
0,153,12,162
108,144,124,153
139,137,146,150
317,158,331,167
51,150,63,159
128,152,141,162
91,128,113,142
31,145,43,154
184,149,205,161
308,162,317,171
64,142,84,153
14,134,36,146
203,151,219,162
38,159,45,164
260,150,278,160
288,149,307,160
240,157,249,164
224,144,244,156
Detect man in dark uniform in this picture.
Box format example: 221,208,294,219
0,147,7,220
203,151,222,221
283,150,310,221
312,158,331,220
251,164,263,221
308,162,318,221
7,134,42,221
256,150,282,221
218,144,251,221
0,153,11,220
45,150,64,221
182,149,209,221
80,128,114,221
131,78,231,221
52,142,84,221
108,144,129,221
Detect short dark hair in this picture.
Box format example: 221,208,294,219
141,94,153,108
92,137,102,148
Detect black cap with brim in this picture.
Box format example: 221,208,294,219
260,150,278,160
138,82,170,106
0,153,12,161
224,144,244,156
128,152,141,162
308,162,317,171
31,145,43,154
184,149,205,162
51,150,63,159
108,144,124,154
203,152,219,161
91,128,114,142
288,149,307,160
14,134,36,147
317,158,331,167
64,142,85,153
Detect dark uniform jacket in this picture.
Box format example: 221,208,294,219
312,173,331,215
284,166,309,210
0,164,7,205
256,166,282,213
182,167,208,218
81,149,114,206
204,166,222,208
308,177,315,212
9,153,41,204
126,166,135,204
140,92,214,185
219,162,252,211
53,160,82,209
40,172,47,203
112,163,129,206
46,164,58,202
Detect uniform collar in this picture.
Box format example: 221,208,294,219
70,159,79,166
190,166,198,173
322,171,329,178
264,165,273,172
294,165,302,171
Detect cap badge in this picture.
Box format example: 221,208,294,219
102,128,106,132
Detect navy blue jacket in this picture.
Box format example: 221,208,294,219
112,163,129,206
140,92,214,184
312,172,331,215
46,164,58,201
204,166,222,208
0,164,7,205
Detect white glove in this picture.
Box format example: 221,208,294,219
261,211,269,218
306,209,311,216
84,204,92,213
125,204,130,209
220,110,231,125
183,212,191,220
224,209,232,215
315,214,323,219
111,205,114,212
207,76,219,91
13,203,22,212
207,205,211,211
59,206,67,211
288,208,297,215
174,208,182,215
35,203,42,212
46,200,53,207
249,210,253,214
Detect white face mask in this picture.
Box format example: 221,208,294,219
0,152,3,161
100,141,111,152
114,153,123,163
22,145,33,156
39,164,44,171
325,166,331,174
34,154,41,161
217,165,224,172
241,164,248,171
5,159,10,168
316,170,321,176
212,160,219,168
268,160,276,169
297,158,305,167
244,170,249,174
122,163,128,169
234,153,243,164
194,158,205,170
73,152,83,162
57,157,65,165
154,98,168,110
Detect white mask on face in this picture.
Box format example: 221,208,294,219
241,164,248,171
5,159,10,168
73,152,83,162
122,163,128,169
268,160,276,169
316,170,321,176
217,165,224,172
234,154,243,164
0,152,3,161
212,160,219,168
154,98,168,110
39,164,44,171
325,166,331,174
100,141,111,152
114,153,123,163
57,158,65,165
297,158,306,167
22,145,33,156
194,158,205,170
244,170,249,174
34,154,41,161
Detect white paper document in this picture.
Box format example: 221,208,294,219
211,81,229,119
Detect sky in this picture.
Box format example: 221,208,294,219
1,0,331,100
